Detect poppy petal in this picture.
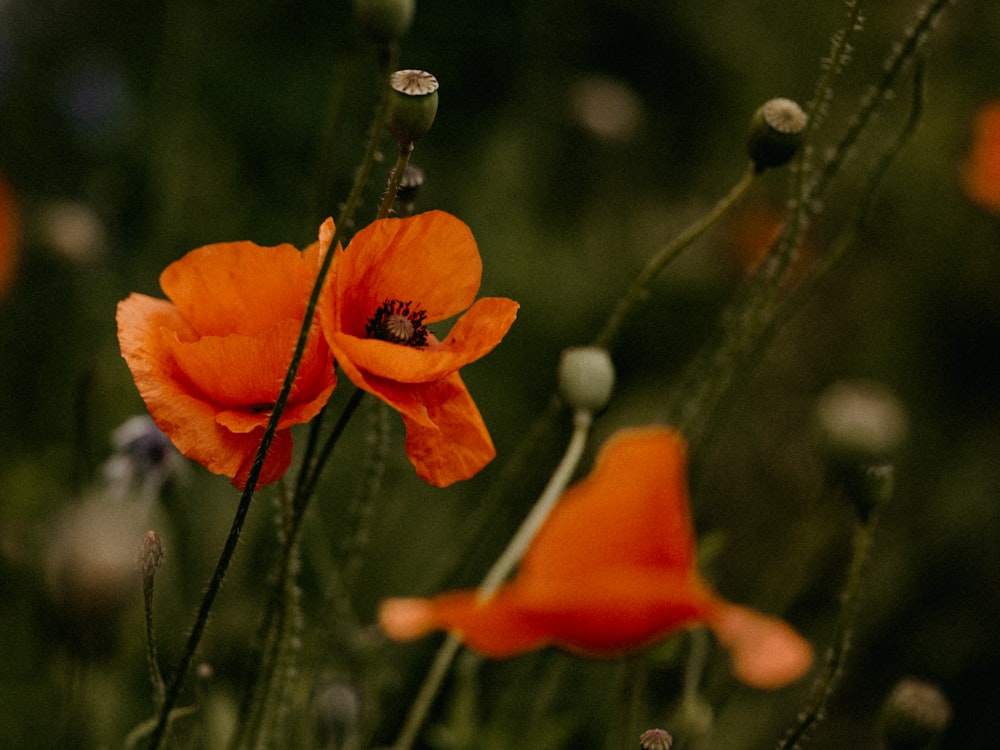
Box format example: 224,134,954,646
160,241,313,337
116,294,296,486
397,372,497,486
521,427,696,580
327,297,518,384
507,568,713,656
380,592,551,657
706,603,815,689
332,211,482,336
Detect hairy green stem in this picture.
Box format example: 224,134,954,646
378,144,414,219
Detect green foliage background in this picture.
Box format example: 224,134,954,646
1,0,998,747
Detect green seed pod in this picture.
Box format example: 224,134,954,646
386,70,439,145
746,97,807,172
353,0,415,44
558,346,615,414
879,678,952,750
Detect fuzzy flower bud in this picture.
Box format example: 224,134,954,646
746,98,807,172
557,346,615,413
387,70,439,146
879,678,952,750
137,530,165,581
353,0,415,44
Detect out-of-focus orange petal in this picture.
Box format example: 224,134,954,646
160,240,313,337
706,603,815,689
327,297,519,384
332,211,482,337
428,590,553,657
0,173,19,299
522,426,695,580
397,372,496,486
960,101,1000,216
378,426,814,687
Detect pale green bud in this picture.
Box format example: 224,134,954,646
558,346,615,413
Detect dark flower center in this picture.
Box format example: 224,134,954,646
366,299,429,347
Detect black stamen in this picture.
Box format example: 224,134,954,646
365,299,430,347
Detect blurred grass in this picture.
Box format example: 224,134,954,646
2,0,999,747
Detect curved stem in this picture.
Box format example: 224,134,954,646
390,409,595,750
592,168,755,350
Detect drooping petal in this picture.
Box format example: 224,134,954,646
160,240,313,337
705,603,815,689
327,297,519,384
397,372,497,486
332,211,482,337
116,294,297,486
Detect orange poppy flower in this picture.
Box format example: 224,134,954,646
380,426,814,689
960,100,1000,215
116,224,337,489
317,211,518,487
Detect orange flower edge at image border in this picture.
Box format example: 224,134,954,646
379,426,814,689
961,100,1000,216
318,210,519,487
116,228,337,489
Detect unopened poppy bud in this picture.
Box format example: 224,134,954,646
353,0,415,44
387,70,439,146
137,530,165,580
879,678,952,750
639,728,673,750
557,346,615,413
746,98,807,172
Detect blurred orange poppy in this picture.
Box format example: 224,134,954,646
961,100,1000,215
117,222,337,489
380,426,813,689
318,211,518,487
0,173,19,299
